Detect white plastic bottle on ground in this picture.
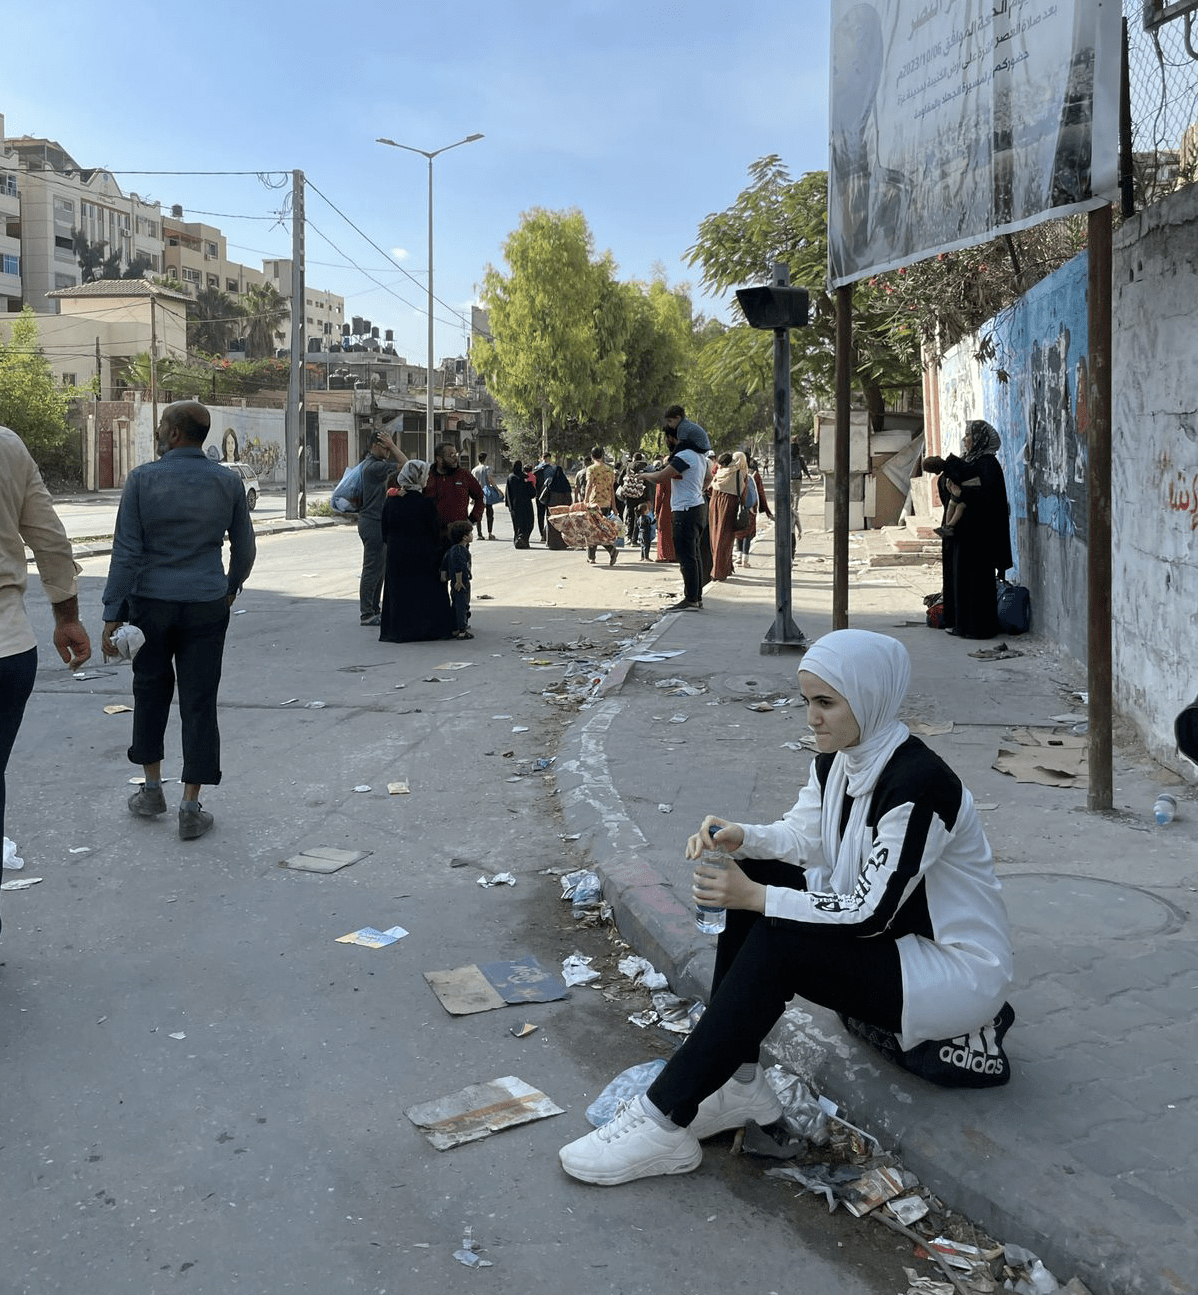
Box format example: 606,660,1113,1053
1153,792,1177,825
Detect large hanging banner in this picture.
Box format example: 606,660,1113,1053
828,0,1121,287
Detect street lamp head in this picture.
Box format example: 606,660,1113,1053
465,133,484,142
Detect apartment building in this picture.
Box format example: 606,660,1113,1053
0,115,162,315
160,211,269,301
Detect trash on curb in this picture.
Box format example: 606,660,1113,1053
434,661,474,670
585,1059,667,1127
352,784,372,793
652,991,701,1033
968,643,1023,660
283,846,370,874
562,953,600,986
657,802,672,813
510,1022,537,1038
387,780,410,794
560,869,605,920
767,1066,833,1145
534,756,556,770
336,924,408,948
764,1161,864,1212
617,954,669,991
103,704,133,714
0,876,42,891
3,837,23,871
404,1075,564,1150
305,701,326,709
424,955,567,1015
842,1165,906,1217
746,701,775,712
477,871,516,888
886,1194,930,1226
993,728,1088,788
902,1270,956,1295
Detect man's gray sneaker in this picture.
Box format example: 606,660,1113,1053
128,786,167,817
178,805,214,840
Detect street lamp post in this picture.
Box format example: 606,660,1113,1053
376,133,483,464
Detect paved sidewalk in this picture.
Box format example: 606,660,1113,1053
557,508,1196,1295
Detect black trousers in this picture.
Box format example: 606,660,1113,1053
127,596,230,787
646,857,903,1128
0,646,37,914
672,505,704,603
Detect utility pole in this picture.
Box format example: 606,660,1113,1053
285,170,306,519
149,295,158,441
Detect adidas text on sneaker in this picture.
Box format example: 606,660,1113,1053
558,1096,702,1185
687,1070,783,1141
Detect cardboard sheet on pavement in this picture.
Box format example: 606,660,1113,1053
424,954,567,1015
992,727,1088,787
405,1075,565,1150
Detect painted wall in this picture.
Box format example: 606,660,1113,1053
938,186,1198,771
1112,184,1198,769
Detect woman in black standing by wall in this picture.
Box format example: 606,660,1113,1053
925,420,1012,639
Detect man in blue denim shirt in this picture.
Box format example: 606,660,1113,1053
101,401,256,841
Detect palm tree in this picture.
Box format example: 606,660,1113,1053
240,283,290,360
189,287,243,357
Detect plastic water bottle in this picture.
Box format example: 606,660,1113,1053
1153,792,1177,825
694,848,727,935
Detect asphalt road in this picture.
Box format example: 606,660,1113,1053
3,513,921,1295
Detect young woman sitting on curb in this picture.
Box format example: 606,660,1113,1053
559,629,1015,1185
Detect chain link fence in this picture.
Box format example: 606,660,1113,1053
1125,0,1198,206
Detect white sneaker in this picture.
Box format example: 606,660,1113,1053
742,557,751,568
559,1096,702,1184
687,1069,783,1141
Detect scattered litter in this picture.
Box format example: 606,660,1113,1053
562,953,601,986
102,704,132,715
305,701,326,709
629,649,686,662
506,775,523,783
477,872,516,888
902,1270,956,1295
283,847,369,874
765,1161,863,1212
405,1075,564,1150
280,698,300,705
534,756,555,770
628,1009,658,1028
669,713,689,723
336,924,409,948
449,856,477,869
1051,713,1087,725
434,661,474,670
910,720,954,737
782,736,819,751
768,1066,833,1145
658,803,672,813
352,784,372,793
233,608,246,615
746,701,775,712
510,1022,537,1038
968,643,1023,660
886,1194,930,1226
387,781,410,795
492,713,513,719
974,801,998,811
3,837,23,871
560,833,580,842
511,725,529,733
994,728,1088,787
453,1225,493,1268
617,955,669,991
842,1165,906,1217
0,876,41,891
168,1032,187,1040
655,677,705,696
424,955,567,1015
585,613,615,622
585,1060,667,1126
71,671,101,680
817,1094,881,1153
560,869,601,908
652,991,701,1033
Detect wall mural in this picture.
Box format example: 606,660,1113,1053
1026,327,1088,541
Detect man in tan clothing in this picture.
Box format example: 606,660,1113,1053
0,426,92,924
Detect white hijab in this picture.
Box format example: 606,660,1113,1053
801,630,911,885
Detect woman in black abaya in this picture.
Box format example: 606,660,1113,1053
926,421,1013,640
379,460,454,643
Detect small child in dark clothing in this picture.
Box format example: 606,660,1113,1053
634,501,656,560
925,452,977,538
440,520,473,639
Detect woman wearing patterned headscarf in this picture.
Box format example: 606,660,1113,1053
559,630,1014,1185
378,460,454,642
924,420,1013,639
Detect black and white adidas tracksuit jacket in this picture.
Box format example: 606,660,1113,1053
737,736,1013,1050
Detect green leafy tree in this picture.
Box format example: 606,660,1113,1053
474,208,628,460
188,287,244,357
72,230,154,283
240,282,290,360
687,158,920,424
0,307,74,466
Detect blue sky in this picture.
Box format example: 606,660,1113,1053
4,0,832,364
